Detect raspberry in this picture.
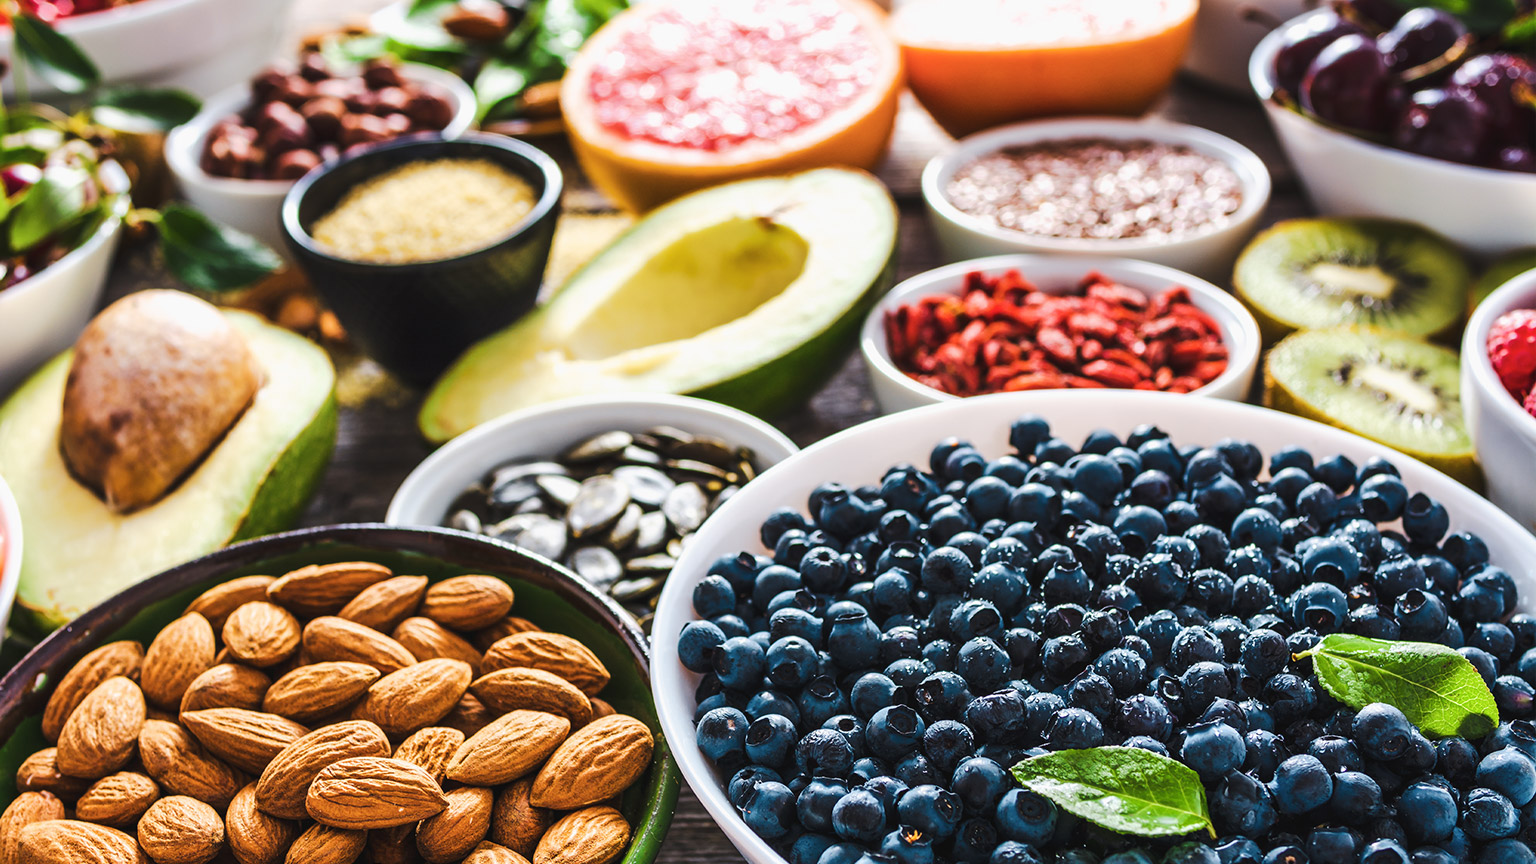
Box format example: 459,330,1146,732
1487,309,1536,398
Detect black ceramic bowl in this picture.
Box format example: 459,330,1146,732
282,134,563,385
0,524,679,864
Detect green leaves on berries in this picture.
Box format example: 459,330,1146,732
1011,747,1215,839
1298,634,1499,739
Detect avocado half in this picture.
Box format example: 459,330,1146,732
0,310,337,632
419,168,899,443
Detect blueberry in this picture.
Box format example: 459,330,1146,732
1104,853,1155,864
741,779,797,839
826,608,881,670
1214,837,1263,864
698,706,749,766
1305,735,1361,774
1041,634,1093,682
1358,839,1410,864
1169,627,1224,673
914,671,972,722
990,841,1044,864
1328,770,1384,823
994,788,1056,845
1238,629,1288,679
1094,648,1149,698
919,719,975,777
880,827,936,864
1304,826,1360,864
966,690,1030,745
1312,454,1357,492
1180,661,1233,713
767,636,820,689
1359,474,1408,522
1442,531,1491,571
1289,582,1348,631
1044,707,1104,750
1210,771,1277,838
1462,787,1520,840
1458,571,1508,622
849,756,887,785
1180,721,1245,778
729,764,782,807
1230,509,1282,552
1352,703,1414,761
849,673,898,720
795,728,855,778
830,787,887,844
679,621,727,674
744,712,798,768
892,784,961,839
1496,675,1536,719
818,843,867,864
866,705,926,761
950,755,1008,815
796,777,849,834
1118,694,1173,740
1271,755,1332,814
791,833,837,864
970,564,1027,616
799,676,851,728
1397,781,1457,843
1478,840,1536,864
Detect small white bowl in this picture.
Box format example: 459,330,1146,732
0,161,131,398
650,390,1536,864
1250,8,1536,257
0,473,20,631
165,63,476,257
921,118,1271,283
387,394,800,529
1464,269,1536,530
860,254,1261,414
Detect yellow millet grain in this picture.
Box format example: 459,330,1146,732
312,158,537,264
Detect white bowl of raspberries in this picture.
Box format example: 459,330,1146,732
1465,268,1536,531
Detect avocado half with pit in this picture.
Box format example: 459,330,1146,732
419,168,898,443
0,310,337,632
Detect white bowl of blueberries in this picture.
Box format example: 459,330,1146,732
652,390,1536,864
1249,1,1536,257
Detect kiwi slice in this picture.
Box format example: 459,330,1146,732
1469,248,1536,313
1234,218,1470,341
1264,328,1480,489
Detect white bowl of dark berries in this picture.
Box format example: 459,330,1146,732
1250,2,1536,256
165,54,476,257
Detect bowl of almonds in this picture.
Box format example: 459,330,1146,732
0,523,678,864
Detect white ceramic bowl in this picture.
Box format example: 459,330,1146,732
165,64,476,257
0,473,20,632
860,254,1262,414
1464,269,1536,530
387,394,800,529
1,0,295,99
0,161,131,398
1182,0,1308,94
921,118,1271,284
650,390,1536,864
1250,8,1536,257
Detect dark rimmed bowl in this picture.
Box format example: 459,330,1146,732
282,134,563,385
0,524,678,864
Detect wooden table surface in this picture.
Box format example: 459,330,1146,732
97,3,1317,861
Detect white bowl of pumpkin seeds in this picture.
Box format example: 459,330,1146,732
387,394,799,629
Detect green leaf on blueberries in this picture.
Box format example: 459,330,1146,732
12,14,100,94
1298,634,1499,738
91,88,202,132
156,204,283,293
8,164,92,252
1011,747,1214,839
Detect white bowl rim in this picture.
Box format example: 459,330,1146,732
1465,269,1536,440
920,116,1273,253
0,473,20,620
0,161,131,312
649,388,1536,864
859,252,1262,406
1248,8,1536,188
385,393,801,526
0,0,212,37
164,61,477,195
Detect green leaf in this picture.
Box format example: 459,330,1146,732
11,13,100,94
1401,0,1522,34
574,0,628,20
381,0,465,52
1505,10,1536,42
91,87,202,133
1011,747,1214,839
1298,634,1499,738
155,204,283,293
7,164,92,252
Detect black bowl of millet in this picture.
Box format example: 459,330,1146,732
281,132,562,386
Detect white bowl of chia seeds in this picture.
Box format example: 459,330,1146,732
921,117,1271,284
386,393,799,629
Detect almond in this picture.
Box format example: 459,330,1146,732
0,790,65,864
15,748,91,800
254,720,390,820
589,698,616,721
185,576,276,633
338,575,429,633
262,661,379,721
488,780,551,860
416,785,493,864
56,676,146,779
267,561,392,617
17,820,147,864
481,632,609,696
284,823,365,864
136,796,224,864
392,727,466,785
225,784,299,864
365,825,421,864
138,720,246,810
180,709,311,774
421,576,515,631
351,659,473,736
222,602,301,668
443,691,495,738
446,710,569,786
41,641,143,742
529,715,652,810
76,772,159,828
141,613,217,710
467,841,533,864
394,617,484,674
179,664,270,715
470,616,541,653
533,806,629,864
471,668,591,726
306,757,447,829
302,616,417,674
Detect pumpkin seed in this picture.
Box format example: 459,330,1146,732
619,445,664,466
626,554,676,575
644,425,693,449
514,497,551,515
665,458,735,483
632,511,671,555
567,475,630,539
613,465,675,507
491,461,568,487
448,510,482,534
562,430,633,463
663,483,708,533
570,546,625,588
606,503,642,551
493,513,569,562
536,474,582,508
669,435,739,467
611,575,665,603
489,476,542,509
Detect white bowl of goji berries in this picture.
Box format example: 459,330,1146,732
1463,269,1536,531
860,254,1262,415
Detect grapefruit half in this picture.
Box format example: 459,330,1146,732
892,0,1198,138
561,0,903,212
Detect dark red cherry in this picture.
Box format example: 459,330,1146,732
1451,54,1536,148
1392,88,1492,166
1377,8,1467,78
1301,34,1400,134
1271,12,1366,97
